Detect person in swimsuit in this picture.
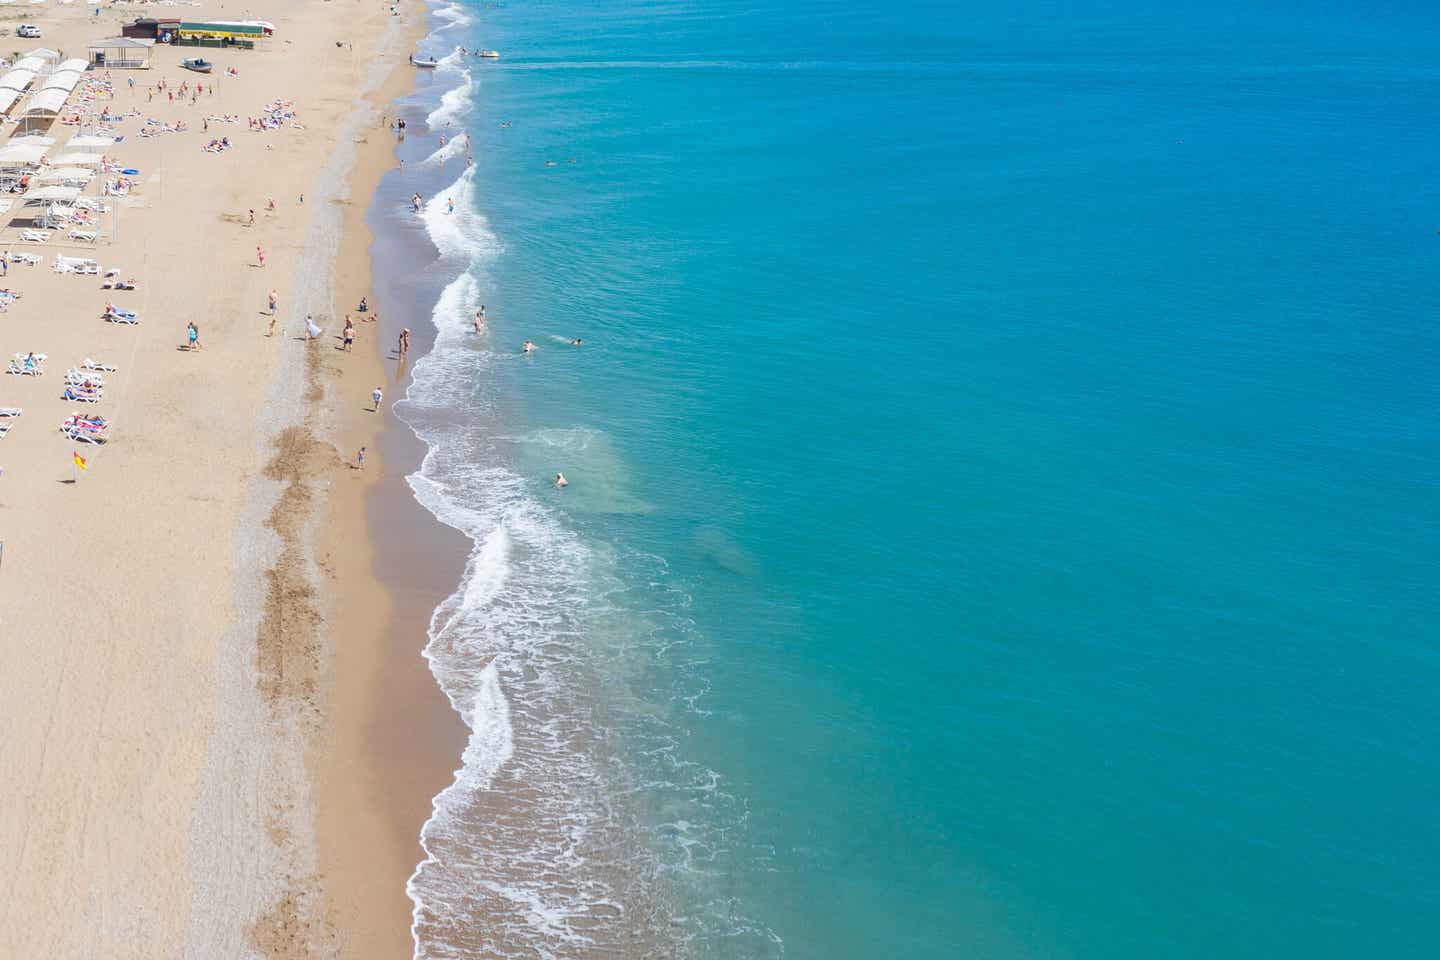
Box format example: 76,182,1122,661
343,317,355,352
187,322,201,350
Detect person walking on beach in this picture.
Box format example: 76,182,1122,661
248,208,255,226
398,327,411,359
343,316,355,352
356,446,366,470
186,322,201,350
256,246,266,268
371,386,383,412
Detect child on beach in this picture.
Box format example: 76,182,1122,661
356,446,366,470
371,387,383,412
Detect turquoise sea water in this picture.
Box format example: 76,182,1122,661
388,1,1440,956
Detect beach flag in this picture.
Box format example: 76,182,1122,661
73,451,87,471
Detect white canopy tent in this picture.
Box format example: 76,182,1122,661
38,71,82,96
11,135,55,146
0,68,37,93
51,151,105,166
66,135,114,151
21,87,73,119
23,185,82,202
55,59,88,75
25,49,61,67
0,89,22,116
12,57,47,75
0,141,49,166
35,167,94,183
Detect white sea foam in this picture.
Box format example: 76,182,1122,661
423,132,468,167
421,166,494,263
426,70,474,130
398,6,777,955
433,1,470,29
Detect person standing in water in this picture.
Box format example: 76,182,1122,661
554,473,568,489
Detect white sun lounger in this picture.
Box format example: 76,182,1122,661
64,368,105,386
68,229,98,243
0,407,21,417
63,385,103,403
4,251,41,265
54,255,99,274
7,353,44,375
19,231,49,243
81,358,116,372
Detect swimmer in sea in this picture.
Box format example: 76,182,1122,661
554,473,568,489
569,338,583,346
523,340,536,354
473,305,486,333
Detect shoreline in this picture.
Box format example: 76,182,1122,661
306,4,475,952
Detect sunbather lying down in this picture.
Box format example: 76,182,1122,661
63,385,102,403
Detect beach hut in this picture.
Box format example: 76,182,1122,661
88,38,155,70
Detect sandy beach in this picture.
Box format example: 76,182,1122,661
0,1,450,955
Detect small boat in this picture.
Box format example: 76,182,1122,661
181,58,213,74
478,49,500,59
410,54,440,68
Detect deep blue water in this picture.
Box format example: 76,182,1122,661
395,0,1440,956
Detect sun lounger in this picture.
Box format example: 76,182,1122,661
19,231,49,243
4,251,40,266
64,369,106,386
81,358,117,372
0,407,21,417
68,229,98,243
54,255,99,275
0,420,14,438
63,385,103,403
7,353,44,375
61,413,108,442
